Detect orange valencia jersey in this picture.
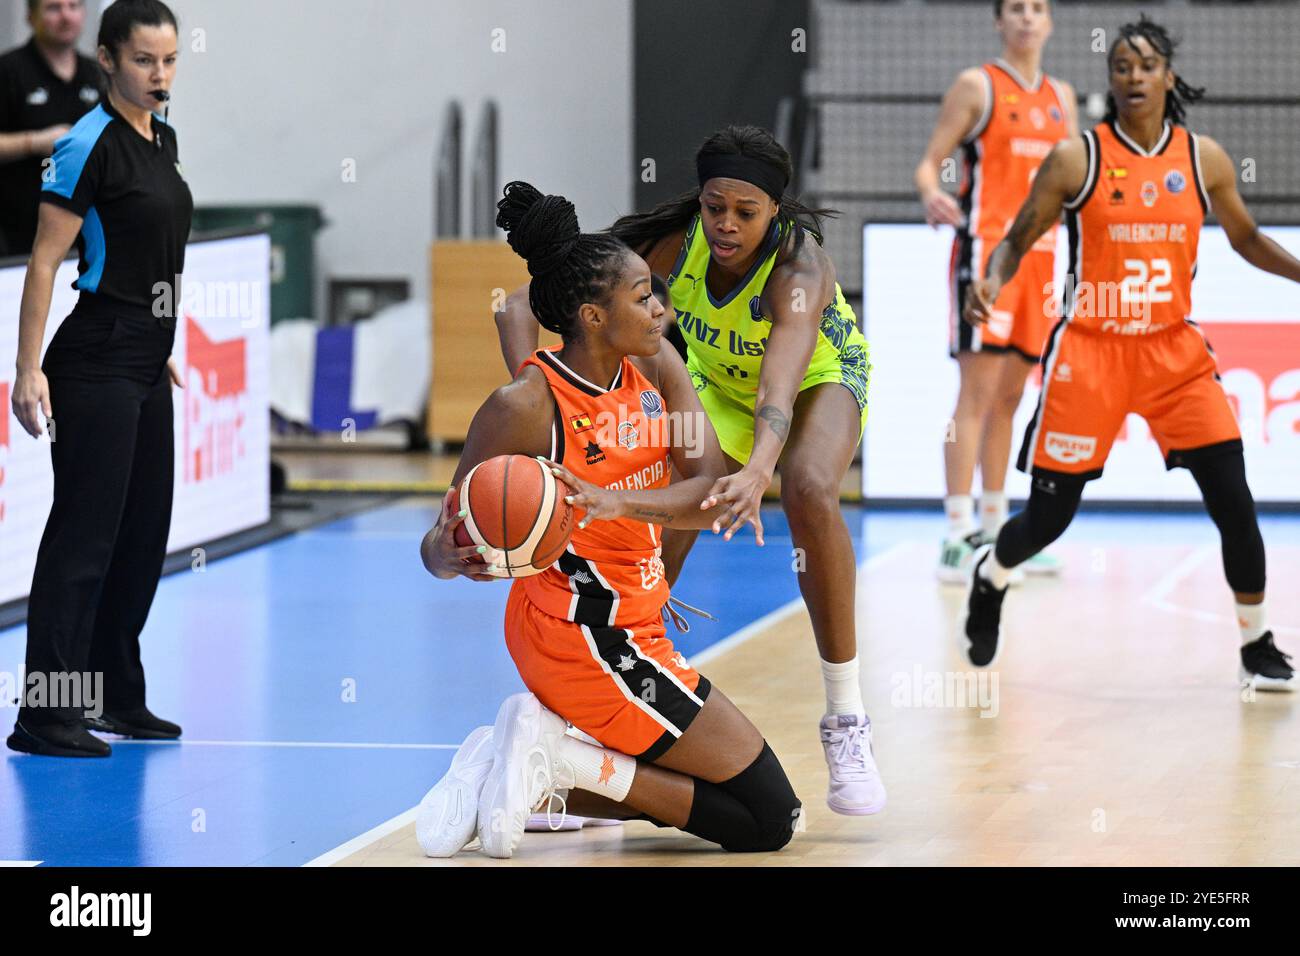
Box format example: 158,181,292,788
959,59,1071,268
516,346,674,628
1061,119,1209,334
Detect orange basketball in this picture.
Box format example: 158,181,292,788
453,455,574,577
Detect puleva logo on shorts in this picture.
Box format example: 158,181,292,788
1044,432,1097,465
639,390,663,419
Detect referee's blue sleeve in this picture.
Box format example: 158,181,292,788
40,106,113,219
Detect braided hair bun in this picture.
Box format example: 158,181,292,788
494,181,631,340
496,181,580,277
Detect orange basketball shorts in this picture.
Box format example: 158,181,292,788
503,581,710,761
1018,319,1243,480
951,242,1056,363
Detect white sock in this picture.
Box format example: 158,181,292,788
944,494,976,539
979,551,1011,590
980,490,1009,537
821,657,865,717
1237,601,1266,645
556,735,635,802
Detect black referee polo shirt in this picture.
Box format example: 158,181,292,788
0,38,101,257
40,96,193,323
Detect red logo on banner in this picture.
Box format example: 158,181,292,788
1200,322,1300,444
1115,321,1300,445
184,315,248,483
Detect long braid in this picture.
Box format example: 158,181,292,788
495,181,629,339
1104,14,1206,126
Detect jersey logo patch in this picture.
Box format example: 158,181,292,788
1140,181,1159,208
1164,170,1186,194
26,87,48,105
584,440,605,465
639,390,663,419
570,413,593,433
79,86,99,104
617,421,638,451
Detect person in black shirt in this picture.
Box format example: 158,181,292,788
0,0,102,258
8,0,190,758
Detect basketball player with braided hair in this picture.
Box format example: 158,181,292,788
962,16,1298,691
496,125,887,818
417,182,802,859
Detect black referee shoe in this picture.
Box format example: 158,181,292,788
1240,632,1295,692
85,707,182,739
963,547,1008,668
7,719,112,757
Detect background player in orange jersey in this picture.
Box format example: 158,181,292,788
416,182,803,859
961,16,1299,690
916,0,1077,584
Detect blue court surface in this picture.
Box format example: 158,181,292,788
1,499,1296,866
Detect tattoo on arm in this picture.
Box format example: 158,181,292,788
757,404,791,443
630,508,675,521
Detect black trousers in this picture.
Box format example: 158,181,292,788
19,365,175,727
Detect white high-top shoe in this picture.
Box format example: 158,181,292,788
415,725,495,857
477,693,573,858
820,713,887,816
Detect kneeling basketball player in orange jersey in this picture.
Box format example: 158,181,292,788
962,16,1297,690
417,182,802,859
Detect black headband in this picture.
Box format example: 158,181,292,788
696,153,788,202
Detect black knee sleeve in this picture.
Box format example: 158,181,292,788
994,473,1086,568
1188,452,1266,593
684,743,800,852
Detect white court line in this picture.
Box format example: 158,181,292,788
304,808,420,868
1139,544,1217,606
0,861,43,867
109,739,459,750
302,539,918,867
1140,543,1300,636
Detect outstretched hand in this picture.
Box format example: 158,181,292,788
700,466,766,545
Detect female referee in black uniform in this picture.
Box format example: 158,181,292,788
8,0,189,757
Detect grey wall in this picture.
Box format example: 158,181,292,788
634,0,810,212
15,0,633,315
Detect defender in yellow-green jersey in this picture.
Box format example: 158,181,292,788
496,125,885,817
666,211,869,465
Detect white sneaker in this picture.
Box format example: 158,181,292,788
937,531,982,585
415,725,495,858
477,693,571,859
820,714,887,815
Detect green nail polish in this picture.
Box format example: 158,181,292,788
458,509,467,517
476,545,487,553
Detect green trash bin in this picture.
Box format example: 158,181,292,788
191,204,326,324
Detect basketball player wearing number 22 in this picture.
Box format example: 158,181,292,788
962,19,1300,689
